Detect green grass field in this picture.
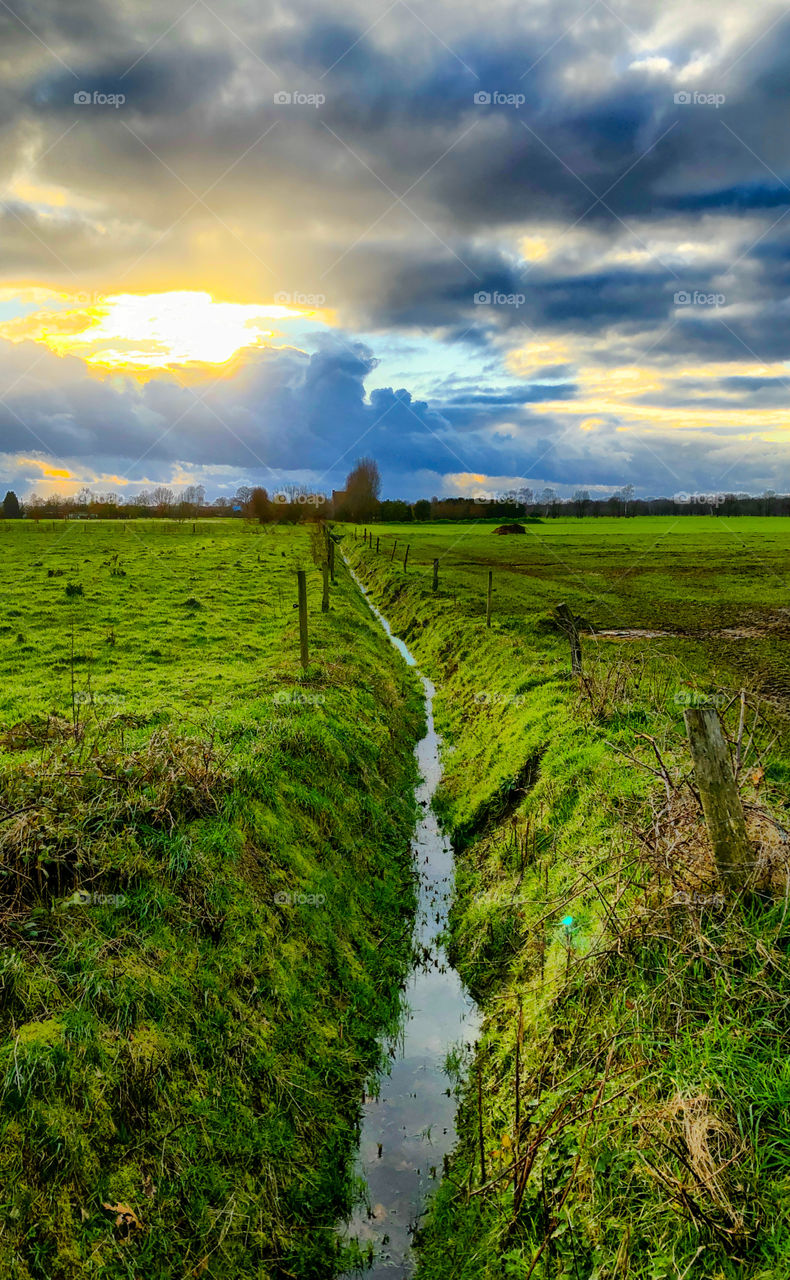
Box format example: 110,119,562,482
346,518,790,1280
349,516,790,698
3,514,790,1280
0,519,424,1279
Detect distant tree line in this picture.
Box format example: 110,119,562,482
3,472,790,522
406,486,790,520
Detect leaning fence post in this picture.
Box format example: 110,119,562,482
432,558,439,591
321,562,329,613
297,570,309,670
403,545,410,571
555,602,582,674
683,707,752,891
376,536,380,554
390,540,398,563
328,537,336,584
486,570,493,628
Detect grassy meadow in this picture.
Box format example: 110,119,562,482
351,515,790,699
346,517,790,1280
4,512,790,1280
0,519,424,1279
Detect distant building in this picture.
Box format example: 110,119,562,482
331,489,347,515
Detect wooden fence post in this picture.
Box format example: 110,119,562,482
390,540,398,562
683,707,752,891
376,536,380,553
555,602,582,674
328,537,335,584
321,563,329,613
486,570,493,628
403,545,409,571
432,558,439,591
297,570,309,670
477,1060,486,1185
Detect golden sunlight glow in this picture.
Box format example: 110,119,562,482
0,291,312,372
18,457,74,479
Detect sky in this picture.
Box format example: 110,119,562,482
1,0,789,501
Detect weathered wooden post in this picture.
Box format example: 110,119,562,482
684,707,752,891
403,545,410,571
328,536,335,583
363,528,367,545
432,558,439,591
376,536,380,554
555,602,582,674
321,562,329,613
486,569,493,628
297,570,309,670
477,1059,486,1185
390,540,398,563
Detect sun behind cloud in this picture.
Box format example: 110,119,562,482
0,291,314,373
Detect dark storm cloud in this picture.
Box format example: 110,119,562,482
4,329,789,501
2,0,790,494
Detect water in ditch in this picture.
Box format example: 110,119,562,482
341,564,480,1277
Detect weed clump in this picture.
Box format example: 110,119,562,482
0,523,423,1279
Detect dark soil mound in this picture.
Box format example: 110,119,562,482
493,523,526,535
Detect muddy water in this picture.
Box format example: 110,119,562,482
341,563,480,1277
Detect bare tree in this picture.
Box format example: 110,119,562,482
345,457,381,522
151,485,175,516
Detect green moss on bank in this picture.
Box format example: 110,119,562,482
0,525,423,1278
347,535,790,1280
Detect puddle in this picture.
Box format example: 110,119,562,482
340,560,480,1277
592,628,671,640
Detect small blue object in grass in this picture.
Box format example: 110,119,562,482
561,915,574,934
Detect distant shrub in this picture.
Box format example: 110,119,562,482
65,583,84,598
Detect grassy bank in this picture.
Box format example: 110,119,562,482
346,522,790,1280
0,521,423,1279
